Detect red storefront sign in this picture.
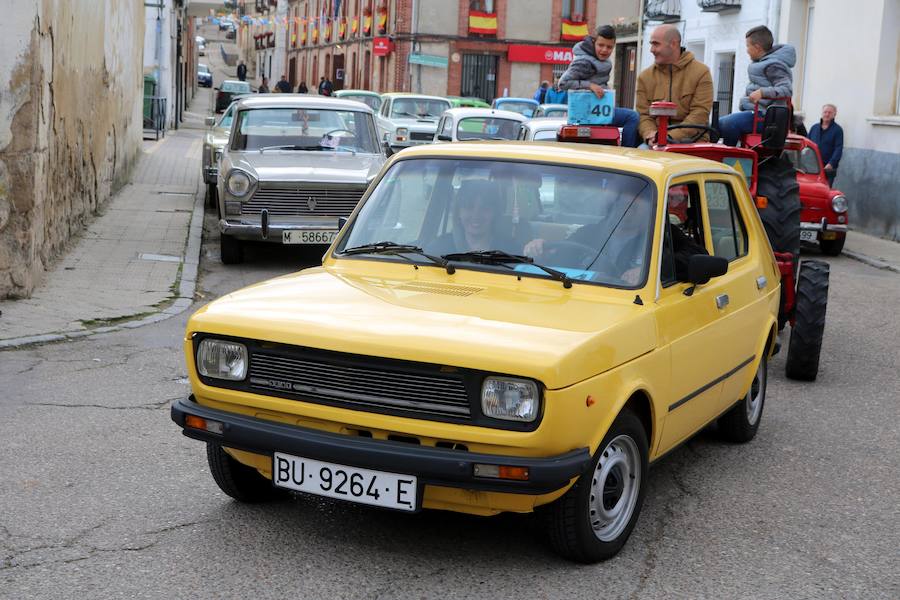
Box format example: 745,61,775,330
373,37,393,56
507,44,574,64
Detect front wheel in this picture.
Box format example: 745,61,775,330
718,355,767,443
206,182,217,209
818,235,845,256
543,409,648,563
206,443,286,503
219,233,244,264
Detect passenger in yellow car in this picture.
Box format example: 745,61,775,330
430,179,519,255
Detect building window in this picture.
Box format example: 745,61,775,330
561,0,585,21
470,0,494,11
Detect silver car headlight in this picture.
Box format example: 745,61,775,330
214,148,224,162
831,194,848,214
225,169,253,197
481,377,540,422
197,338,248,381
395,127,408,142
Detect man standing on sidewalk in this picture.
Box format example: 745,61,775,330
237,61,247,82
275,75,293,94
809,104,843,187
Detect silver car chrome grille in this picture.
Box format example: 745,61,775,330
248,353,472,419
242,186,366,217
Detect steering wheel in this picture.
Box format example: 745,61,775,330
542,241,599,270
666,124,721,144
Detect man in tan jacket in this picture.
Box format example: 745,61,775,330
636,25,714,145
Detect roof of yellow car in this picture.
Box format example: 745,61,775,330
394,142,730,177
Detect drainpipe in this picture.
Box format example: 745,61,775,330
411,0,420,93
636,0,646,76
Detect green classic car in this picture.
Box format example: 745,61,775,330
447,96,491,108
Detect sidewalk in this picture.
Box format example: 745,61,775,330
0,115,207,348
842,231,900,274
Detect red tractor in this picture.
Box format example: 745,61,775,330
557,101,829,381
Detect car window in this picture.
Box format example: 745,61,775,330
544,108,567,118
785,146,821,174
391,99,450,119
497,101,537,117
222,81,251,93
218,104,236,128
232,108,379,153
456,117,522,141
661,182,706,286
338,158,655,288
533,129,558,141
704,181,748,261
440,118,452,137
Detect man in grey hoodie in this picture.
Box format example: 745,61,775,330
558,25,640,147
719,25,796,146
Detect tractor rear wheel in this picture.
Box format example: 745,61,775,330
785,260,829,381
757,154,801,263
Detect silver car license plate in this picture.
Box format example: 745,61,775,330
800,230,817,242
282,230,338,244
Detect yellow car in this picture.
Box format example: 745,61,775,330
172,142,780,563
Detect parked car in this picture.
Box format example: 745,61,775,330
225,23,237,40
516,117,567,141
534,103,568,118
202,100,243,208
173,141,780,563
491,97,539,118
783,134,849,255
433,108,527,142
447,96,491,108
334,89,382,111
375,93,451,153
215,80,252,112
197,63,213,88
214,95,386,263
198,42,206,56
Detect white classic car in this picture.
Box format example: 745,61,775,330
516,117,568,141
375,93,451,153
216,96,386,264
433,108,527,143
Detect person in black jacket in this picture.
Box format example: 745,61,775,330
236,61,247,81
275,75,292,93
298,81,309,94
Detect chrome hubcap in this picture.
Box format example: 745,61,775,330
746,359,766,425
589,434,641,542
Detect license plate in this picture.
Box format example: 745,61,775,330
273,452,417,511
820,231,837,240
282,230,338,244
800,230,818,242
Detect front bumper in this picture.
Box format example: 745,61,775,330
219,217,338,242
801,217,848,234
171,396,591,495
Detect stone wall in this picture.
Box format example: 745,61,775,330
0,0,144,299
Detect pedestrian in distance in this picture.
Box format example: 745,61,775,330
257,76,270,93
319,76,334,96
558,24,641,147
718,26,796,146
275,75,292,94
237,61,247,82
298,81,309,94
808,104,843,187
635,24,714,145
533,80,550,104
544,78,568,105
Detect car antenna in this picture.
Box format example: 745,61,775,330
633,294,643,305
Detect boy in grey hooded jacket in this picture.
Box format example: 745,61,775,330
720,25,796,146
558,25,640,147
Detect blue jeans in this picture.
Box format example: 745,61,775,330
612,108,640,148
719,110,763,146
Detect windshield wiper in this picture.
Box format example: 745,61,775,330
442,250,573,288
259,144,322,153
341,242,455,274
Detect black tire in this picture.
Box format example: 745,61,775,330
206,442,286,502
785,260,829,381
718,355,767,443
206,182,217,209
819,235,845,256
757,154,801,261
220,233,244,264
543,409,648,563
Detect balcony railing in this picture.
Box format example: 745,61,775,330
698,0,741,12
646,0,681,23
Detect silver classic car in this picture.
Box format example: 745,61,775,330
375,93,451,154
216,96,386,263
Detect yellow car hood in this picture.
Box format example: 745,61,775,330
189,264,657,389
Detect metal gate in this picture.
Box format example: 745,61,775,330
615,43,638,108
716,54,735,116
461,54,498,102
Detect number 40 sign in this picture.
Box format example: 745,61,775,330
567,89,616,125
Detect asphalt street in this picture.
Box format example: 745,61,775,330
1,25,898,600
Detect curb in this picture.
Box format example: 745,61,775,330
842,249,900,275
0,181,205,351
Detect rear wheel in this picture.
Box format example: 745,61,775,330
785,260,829,381
206,443,286,502
718,355,767,443
818,235,845,256
206,182,217,209
220,233,244,264
543,409,648,563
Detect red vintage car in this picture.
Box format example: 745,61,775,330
783,135,849,255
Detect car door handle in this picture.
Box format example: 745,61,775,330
756,276,767,290
716,294,730,309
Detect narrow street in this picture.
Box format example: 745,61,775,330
1,16,898,600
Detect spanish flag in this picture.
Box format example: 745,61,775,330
561,19,589,41
363,14,372,35
377,10,387,34
301,25,307,44
468,11,497,35
312,26,318,43
351,16,358,34
325,18,332,41
339,19,346,39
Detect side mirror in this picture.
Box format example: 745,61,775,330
338,216,348,230
436,134,452,142
213,87,220,91
205,116,216,127
687,255,728,286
